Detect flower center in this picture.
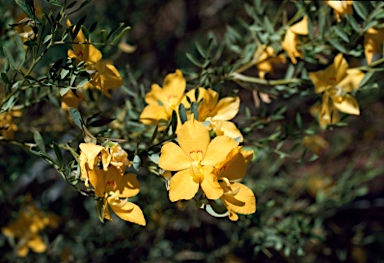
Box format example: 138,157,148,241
189,150,204,181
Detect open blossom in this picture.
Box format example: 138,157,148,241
213,147,256,221
308,53,364,127
67,20,123,96
1,196,59,257
364,27,384,65
79,142,130,187
139,69,186,128
182,88,243,142
282,16,308,64
88,166,146,225
326,0,353,22
158,117,238,202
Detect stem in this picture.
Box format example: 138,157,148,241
231,72,301,86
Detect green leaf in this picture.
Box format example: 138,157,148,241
171,110,178,133
334,26,349,42
68,0,92,15
3,46,16,69
178,103,187,124
15,0,40,23
296,113,302,130
73,15,87,39
95,198,105,223
352,1,368,20
111,26,131,45
186,53,203,68
328,38,347,53
190,101,198,120
132,155,141,171
1,73,9,84
195,41,206,58
53,142,64,167
69,107,83,129
34,131,46,152
60,87,71,96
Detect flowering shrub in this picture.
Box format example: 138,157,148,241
1,0,384,261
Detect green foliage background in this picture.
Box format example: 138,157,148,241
1,0,384,262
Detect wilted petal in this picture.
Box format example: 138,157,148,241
159,142,191,171
332,94,360,115
169,169,199,202
79,143,106,169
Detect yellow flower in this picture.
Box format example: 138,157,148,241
213,147,256,221
1,196,59,257
79,142,131,186
308,53,364,127
254,45,286,79
140,70,186,128
158,117,238,202
302,135,330,155
0,110,22,140
182,88,243,141
67,20,123,96
88,166,146,225
79,142,111,187
61,89,85,112
282,16,309,64
326,0,353,22
364,27,384,65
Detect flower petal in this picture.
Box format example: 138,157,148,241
28,234,47,253
110,201,146,226
212,97,240,121
218,147,248,181
200,167,223,199
88,168,105,197
159,142,191,171
221,183,256,215
202,136,238,166
169,169,199,202
163,69,186,99
79,143,106,169
115,173,140,198
177,118,210,159
339,69,364,92
289,16,309,35
216,121,243,142
332,94,360,115
140,104,169,125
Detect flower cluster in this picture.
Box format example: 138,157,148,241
158,117,256,221
66,20,123,97
139,70,243,141
308,53,364,127
1,196,59,257
79,142,146,225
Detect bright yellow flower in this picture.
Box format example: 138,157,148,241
158,117,238,202
0,110,22,139
1,196,59,257
364,27,384,65
326,0,353,22
213,147,256,221
282,16,308,64
88,166,146,225
308,53,364,127
182,88,243,142
140,70,186,129
67,20,123,96
254,45,286,79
